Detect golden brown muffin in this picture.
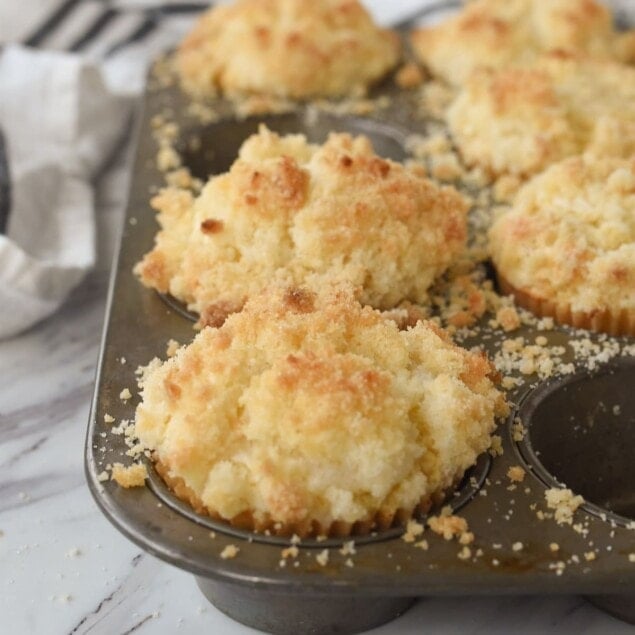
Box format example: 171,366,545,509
489,155,635,335
176,0,400,99
134,284,508,536
135,125,468,327
447,53,635,177
411,0,635,86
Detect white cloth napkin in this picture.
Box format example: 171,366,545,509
0,46,131,339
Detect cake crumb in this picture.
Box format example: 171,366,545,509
512,542,523,552
339,541,356,556
457,546,472,560
507,466,526,483
97,471,109,482
628,553,635,563
119,388,132,401
220,545,239,559
428,511,469,541
402,519,425,543
545,488,584,525
166,339,181,357
395,62,425,89
111,462,148,488
415,539,429,550
584,551,596,561
316,549,329,566
104,413,115,423
488,435,503,457
345,558,354,568
281,545,299,560
550,542,560,552
496,306,521,332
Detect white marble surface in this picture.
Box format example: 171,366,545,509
1,2,635,634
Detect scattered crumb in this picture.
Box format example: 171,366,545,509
104,413,115,423
316,549,329,567
339,541,356,556
281,545,299,560
496,306,521,332
550,542,560,552
457,546,472,560
395,62,425,89
220,545,239,559
545,488,584,525
507,466,526,483
428,509,470,542
166,339,181,358
111,462,148,488
512,542,523,552
584,551,596,561
97,471,109,482
345,558,354,567
119,388,132,401
488,435,503,457
402,519,425,543
414,539,429,550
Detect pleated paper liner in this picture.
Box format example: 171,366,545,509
497,273,635,337
155,457,459,540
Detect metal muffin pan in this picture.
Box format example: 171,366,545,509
86,69,635,635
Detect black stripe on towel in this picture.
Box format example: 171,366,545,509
67,7,119,52
0,128,11,235
23,0,84,47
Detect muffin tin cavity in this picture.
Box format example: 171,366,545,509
179,110,410,182
145,452,492,548
515,357,635,526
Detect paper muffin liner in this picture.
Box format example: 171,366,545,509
155,458,453,539
497,273,635,337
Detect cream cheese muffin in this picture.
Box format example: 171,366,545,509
489,155,635,335
447,53,635,178
411,0,635,87
135,125,468,327
134,284,508,537
176,0,400,99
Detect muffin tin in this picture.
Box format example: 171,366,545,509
85,61,635,635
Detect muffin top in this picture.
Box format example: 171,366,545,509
134,284,507,533
411,0,635,86
176,0,400,99
135,125,468,327
489,154,635,314
447,53,635,177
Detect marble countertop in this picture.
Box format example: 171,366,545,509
1,2,634,633
1,148,633,635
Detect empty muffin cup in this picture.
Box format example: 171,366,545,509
515,357,635,525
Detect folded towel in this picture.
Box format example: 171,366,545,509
0,45,130,338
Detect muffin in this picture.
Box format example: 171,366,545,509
489,155,635,335
135,125,468,327
447,53,635,177
411,0,635,87
134,284,508,537
176,0,400,99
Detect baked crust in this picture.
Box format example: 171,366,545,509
135,125,468,326
177,0,400,99
447,54,635,177
411,0,635,86
135,285,507,536
489,155,635,334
